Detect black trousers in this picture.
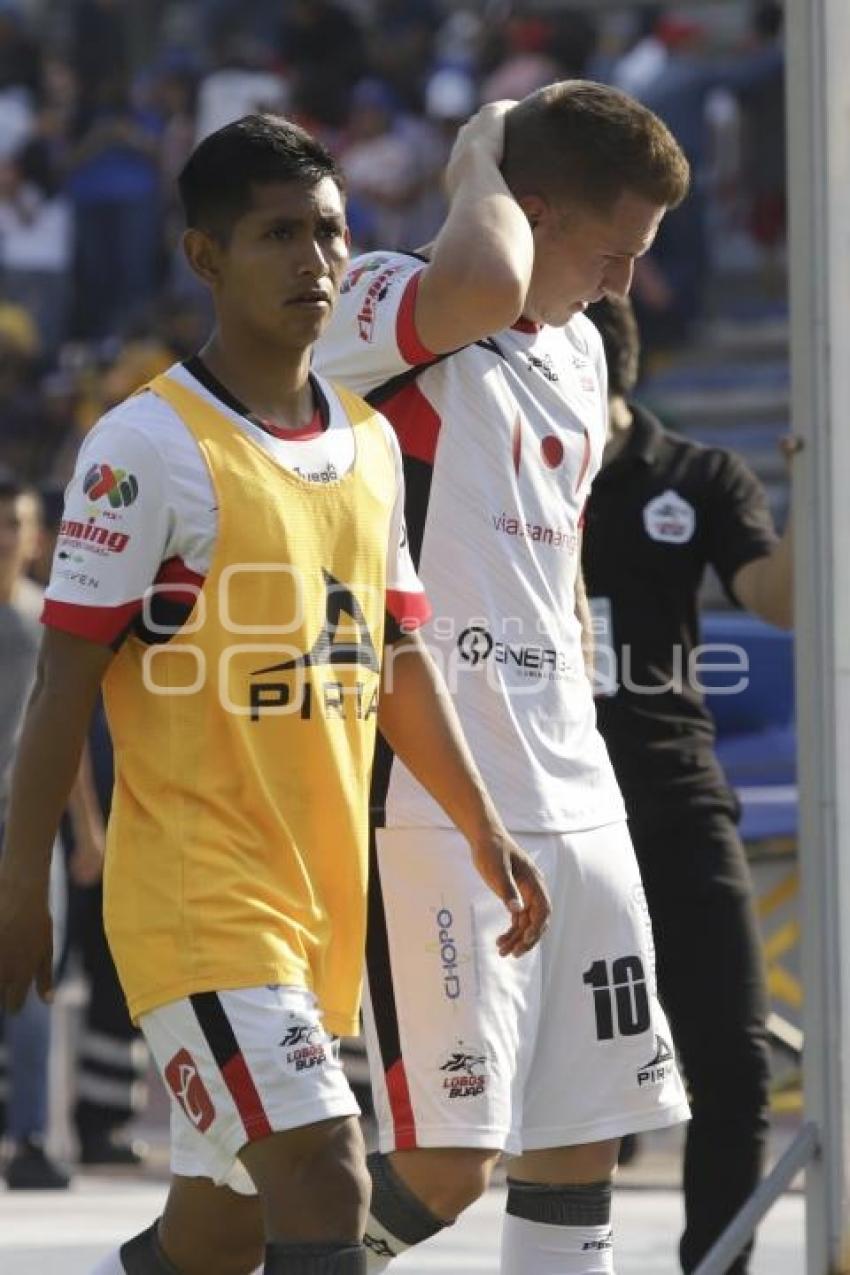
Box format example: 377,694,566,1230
628,806,770,1274
67,880,147,1142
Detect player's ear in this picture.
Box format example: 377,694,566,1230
516,193,548,233
182,227,224,287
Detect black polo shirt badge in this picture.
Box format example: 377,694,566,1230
642,490,696,545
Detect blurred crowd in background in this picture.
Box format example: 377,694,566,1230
0,0,785,501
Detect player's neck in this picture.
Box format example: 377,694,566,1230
198,330,314,430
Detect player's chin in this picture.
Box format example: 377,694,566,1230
533,299,579,327
281,303,334,342
558,300,588,323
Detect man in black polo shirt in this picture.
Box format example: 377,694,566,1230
583,295,793,1274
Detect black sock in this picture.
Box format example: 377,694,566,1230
263,1242,366,1273
120,1222,182,1274
506,1178,613,1226
363,1150,447,1260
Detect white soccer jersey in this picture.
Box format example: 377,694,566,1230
43,360,428,646
315,252,625,832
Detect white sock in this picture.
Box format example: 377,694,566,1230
501,1214,615,1274
88,1251,126,1275
364,1213,408,1269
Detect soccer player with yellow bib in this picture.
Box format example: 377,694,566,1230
0,115,549,1275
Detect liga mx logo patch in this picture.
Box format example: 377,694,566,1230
84,462,139,510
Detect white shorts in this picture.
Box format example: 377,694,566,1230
363,823,690,1155
141,985,360,1194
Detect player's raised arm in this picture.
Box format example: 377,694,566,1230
378,630,551,956
0,629,113,1010
413,101,534,354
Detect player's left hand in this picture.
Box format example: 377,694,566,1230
779,434,803,467
470,828,551,957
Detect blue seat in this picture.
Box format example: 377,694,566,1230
736,784,797,842
700,612,796,840
715,724,796,786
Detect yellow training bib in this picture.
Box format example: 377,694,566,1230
103,373,394,1033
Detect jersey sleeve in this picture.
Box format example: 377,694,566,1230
702,449,779,605
314,253,438,398
42,401,177,647
381,419,431,642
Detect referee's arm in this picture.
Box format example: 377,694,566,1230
707,441,795,632
731,513,793,630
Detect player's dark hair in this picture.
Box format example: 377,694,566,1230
586,295,640,399
178,113,345,241
502,81,690,215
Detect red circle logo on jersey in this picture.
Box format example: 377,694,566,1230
540,436,564,469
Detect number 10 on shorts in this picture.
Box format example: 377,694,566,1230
583,956,650,1040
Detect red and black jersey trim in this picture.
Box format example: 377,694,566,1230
189,992,273,1140
42,597,143,649
131,557,206,647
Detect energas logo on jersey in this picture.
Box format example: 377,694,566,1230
456,625,576,681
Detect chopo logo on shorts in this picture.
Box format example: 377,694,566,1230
84,462,139,509
438,1041,490,1100
164,1048,216,1131
435,907,461,1000
642,490,695,544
